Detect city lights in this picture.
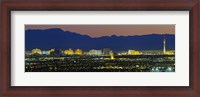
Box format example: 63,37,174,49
25,48,175,72
25,26,175,72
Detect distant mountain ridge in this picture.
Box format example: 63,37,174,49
25,28,175,51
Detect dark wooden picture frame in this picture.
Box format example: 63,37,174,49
0,0,199,96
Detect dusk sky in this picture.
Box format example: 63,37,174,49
25,25,175,38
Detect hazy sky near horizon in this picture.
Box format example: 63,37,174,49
25,25,175,37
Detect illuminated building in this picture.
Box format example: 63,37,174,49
74,49,83,55
64,49,74,55
139,50,163,55
48,49,55,54
128,50,141,55
31,48,42,55
110,51,115,60
165,51,175,55
89,49,102,56
103,48,110,55
163,35,166,54
42,51,50,55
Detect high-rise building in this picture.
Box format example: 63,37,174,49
163,35,166,54
89,49,102,56
74,49,83,55
103,48,110,55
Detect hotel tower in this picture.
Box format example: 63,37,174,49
163,35,166,54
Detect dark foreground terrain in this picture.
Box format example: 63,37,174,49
25,55,175,72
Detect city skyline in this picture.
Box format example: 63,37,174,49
25,25,175,38
26,34,174,56
25,28,175,51
25,25,175,72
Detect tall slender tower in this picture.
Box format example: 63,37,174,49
163,35,166,54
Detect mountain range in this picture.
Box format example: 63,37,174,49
25,28,175,51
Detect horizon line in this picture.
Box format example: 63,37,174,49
25,28,175,38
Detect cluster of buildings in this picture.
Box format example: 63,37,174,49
26,35,174,56
26,48,113,56
64,49,83,55
26,48,174,56
26,48,56,55
26,47,145,56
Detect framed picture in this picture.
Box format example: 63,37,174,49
1,0,199,96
